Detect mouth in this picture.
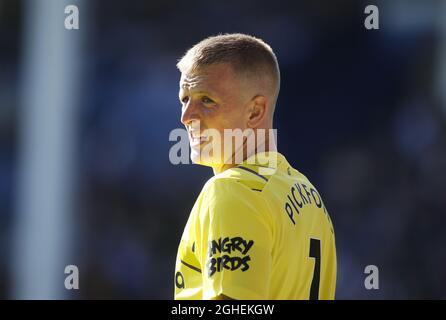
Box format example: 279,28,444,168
189,131,210,146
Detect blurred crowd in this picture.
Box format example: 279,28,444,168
0,0,445,299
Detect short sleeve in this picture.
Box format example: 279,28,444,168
196,178,273,300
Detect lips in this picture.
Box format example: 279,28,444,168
189,131,209,145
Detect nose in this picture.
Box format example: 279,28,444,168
181,99,200,127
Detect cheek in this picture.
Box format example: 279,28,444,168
202,99,247,130
201,106,214,118
214,117,246,136
219,102,247,127
228,109,248,129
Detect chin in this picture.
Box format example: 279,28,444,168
190,148,209,165
190,148,222,168
190,150,201,164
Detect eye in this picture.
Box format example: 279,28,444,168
202,96,214,104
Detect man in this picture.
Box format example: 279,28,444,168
174,33,336,300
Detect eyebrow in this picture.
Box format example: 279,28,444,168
179,89,214,97
180,81,212,92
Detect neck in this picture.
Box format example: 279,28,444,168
212,128,277,175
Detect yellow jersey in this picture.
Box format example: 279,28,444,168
174,152,336,300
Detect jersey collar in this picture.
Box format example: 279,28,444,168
241,151,287,174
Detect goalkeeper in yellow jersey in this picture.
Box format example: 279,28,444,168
174,33,336,300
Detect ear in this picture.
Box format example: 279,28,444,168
247,95,267,128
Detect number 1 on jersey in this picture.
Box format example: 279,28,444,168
309,238,321,300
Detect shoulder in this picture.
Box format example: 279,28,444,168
195,166,273,223
194,166,275,238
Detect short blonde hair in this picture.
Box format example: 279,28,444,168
177,33,280,107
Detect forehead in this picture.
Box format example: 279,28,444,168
179,63,238,93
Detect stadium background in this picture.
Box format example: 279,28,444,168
0,0,445,299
